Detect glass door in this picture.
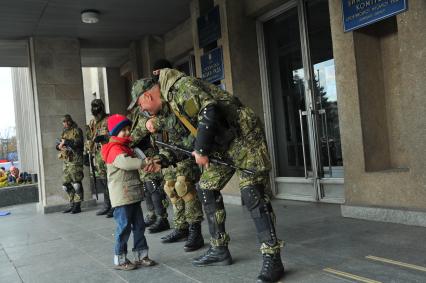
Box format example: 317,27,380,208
259,0,344,203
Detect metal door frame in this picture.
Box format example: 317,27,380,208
256,0,343,202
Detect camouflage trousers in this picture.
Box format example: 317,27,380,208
94,151,107,178
163,180,203,229
198,113,282,254
62,161,84,203
163,159,203,229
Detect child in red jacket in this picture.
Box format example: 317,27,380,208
101,114,160,270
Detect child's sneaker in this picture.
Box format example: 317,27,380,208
133,250,156,267
114,255,137,271
135,256,157,267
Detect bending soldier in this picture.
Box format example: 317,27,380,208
128,106,170,233
86,99,113,217
56,114,85,214
141,100,205,252
132,69,284,283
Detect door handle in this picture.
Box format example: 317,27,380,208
298,110,308,179
312,109,333,178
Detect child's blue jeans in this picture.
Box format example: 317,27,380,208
113,201,148,256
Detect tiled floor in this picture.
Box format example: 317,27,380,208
1,199,425,282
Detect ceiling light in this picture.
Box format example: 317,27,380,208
81,10,100,24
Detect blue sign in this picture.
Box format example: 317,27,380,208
201,47,224,83
342,0,407,32
197,6,221,48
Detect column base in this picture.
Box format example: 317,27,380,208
37,199,97,214
341,204,426,227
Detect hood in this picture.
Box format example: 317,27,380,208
101,137,133,164
158,68,186,102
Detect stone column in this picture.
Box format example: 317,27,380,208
29,37,95,213
105,68,128,115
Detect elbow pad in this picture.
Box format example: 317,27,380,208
194,104,219,155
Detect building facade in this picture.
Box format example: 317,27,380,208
6,0,425,226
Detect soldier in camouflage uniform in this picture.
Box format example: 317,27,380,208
85,99,113,217
132,69,284,283
129,80,205,252
128,106,170,233
56,114,85,214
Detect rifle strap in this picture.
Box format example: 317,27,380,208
168,103,198,137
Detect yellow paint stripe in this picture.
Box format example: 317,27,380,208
366,255,426,272
323,268,382,283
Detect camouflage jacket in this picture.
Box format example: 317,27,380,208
158,69,242,151
128,107,162,181
85,114,109,154
153,104,200,180
158,68,271,173
58,123,84,164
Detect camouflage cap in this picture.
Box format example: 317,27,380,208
127,78,156,111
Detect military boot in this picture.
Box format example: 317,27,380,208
70,202,81,214
96,205,110,216
106,208,114,218
96,188,112,215
192,245,232,266
184,222,204,252
257,253,284,283
63,203,74,213
144,214,156,227
161,228,188,243
148,218,170,233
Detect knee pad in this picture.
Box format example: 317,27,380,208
241,185,270,218
197,185,226,235
145,180,160,194
163,180,176,196
175,176,191,197
241,185,277,243
197,186,224,214
72,182,82,193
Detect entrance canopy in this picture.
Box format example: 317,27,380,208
0,0,191,66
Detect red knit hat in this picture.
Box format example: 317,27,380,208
108,114,132,136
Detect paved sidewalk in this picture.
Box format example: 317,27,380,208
1,199,425,283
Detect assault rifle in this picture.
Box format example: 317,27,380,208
154,141,256,175
55,138,73,152
88,152,98,200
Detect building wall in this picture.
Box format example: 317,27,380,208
328,0,426,211
245,0,285,16
142,0,426,214
164,19,193,61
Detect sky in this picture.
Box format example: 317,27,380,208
0,67,16,137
